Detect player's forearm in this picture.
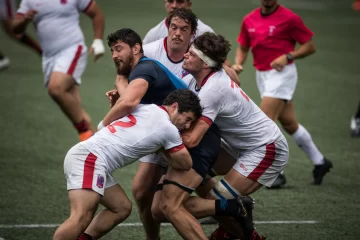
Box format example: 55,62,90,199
115,75,129,96
91,9,104,39
12,17,30,34
162,150,192,171
223,65,241,86
290,40,316,59
102,100,136,126
234,45,249,65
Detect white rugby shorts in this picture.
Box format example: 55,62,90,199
256,63,298,101
139,153,168,168
64,143,117,196
42,43,87,87
221,136,289,187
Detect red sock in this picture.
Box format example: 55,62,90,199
74,120,88,133
78,233,92,240
18,34,42,55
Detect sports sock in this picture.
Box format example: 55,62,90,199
78,233,92,240
74,120,89,133
291,124,324,165
215,198,239,217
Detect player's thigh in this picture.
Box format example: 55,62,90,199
101,183,132,215
68,189,101,218
132,160,166,198
162,167,203,209
260,97,286,121
212,140,238,176
47,44,87,89
228,138,289,195
278,101,299,134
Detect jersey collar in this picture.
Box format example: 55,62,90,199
195,71,216,91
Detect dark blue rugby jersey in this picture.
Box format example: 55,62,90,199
128,57,188,105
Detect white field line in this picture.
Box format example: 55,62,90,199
0,220,319,228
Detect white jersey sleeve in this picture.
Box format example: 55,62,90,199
143,39,162,59
76,0,92,12
195,19,215,38
143,19,167,44
198,86,223,124
160,124,184,153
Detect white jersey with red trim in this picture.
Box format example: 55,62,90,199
81,104,184,172
184,70,283,151
17,0,92,56
143,18,214,44
143,37,189,78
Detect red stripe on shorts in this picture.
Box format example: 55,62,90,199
82,152,97,189
5,0,13,18
67,45,83,75
247,142,276,181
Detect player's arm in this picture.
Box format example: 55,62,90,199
181,119,210,149
160,147,192,171
289,40,316,59
232,20,250,74
101,78,148,127
83,1,105,61
12,10,37,34
115,74,129,96
223,64,241,86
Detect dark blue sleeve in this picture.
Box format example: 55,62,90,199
128,61,158,85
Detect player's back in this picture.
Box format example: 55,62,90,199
17,0,89,55
130,57,188,105
81,104,175,172
187,70,282,150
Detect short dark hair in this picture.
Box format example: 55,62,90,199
167,8,198,35
163,89,202,119
107,28,144,53
193,32,231,71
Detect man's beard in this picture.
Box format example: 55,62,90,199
115,57,133,77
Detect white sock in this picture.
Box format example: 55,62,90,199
291,124,324,165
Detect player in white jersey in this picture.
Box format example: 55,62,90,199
53,89,202,240
143,0,214,44
12,0,105,141
143,8,197,79
0,0,41,70
151,33,288,240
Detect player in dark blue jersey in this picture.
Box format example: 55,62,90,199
78,28,220,240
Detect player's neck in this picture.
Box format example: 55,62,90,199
261,4,279,15
193,69,212,89
132,53,144,70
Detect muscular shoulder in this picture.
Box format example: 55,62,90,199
129,60,158,80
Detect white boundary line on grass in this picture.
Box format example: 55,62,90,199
0,221,319,229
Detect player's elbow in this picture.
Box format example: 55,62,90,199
177,157,192,171
115,98,139,112
184,138,201,149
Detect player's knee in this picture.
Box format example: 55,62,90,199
159,199,178,219
281,121,298,135
69,210,93,231
111,198,133,221
131,182,152,207
47,82,64,99
210,178,241,200
151,202,166,222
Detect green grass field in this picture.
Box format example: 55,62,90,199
0,0,360,239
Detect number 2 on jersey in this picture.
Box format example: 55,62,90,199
107,114,137,133
230,81,250,102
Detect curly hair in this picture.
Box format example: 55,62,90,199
167,8,198,35
193,32,231,71
107,28,144,53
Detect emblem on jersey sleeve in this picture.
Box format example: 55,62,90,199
96,174,104,188
269,26,276,36
182,70,190,78
60,0,67,4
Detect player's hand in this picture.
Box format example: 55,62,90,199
105,89,119,108
89,39,105,62
24,9,37,21
270,55,288,72
231,64,244,74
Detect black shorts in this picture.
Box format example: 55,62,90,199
189,123,221,179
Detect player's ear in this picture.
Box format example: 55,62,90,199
187,1,192,8
171,102,179,112
133,43,141,55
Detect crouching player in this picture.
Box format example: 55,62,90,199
53,89,202,240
